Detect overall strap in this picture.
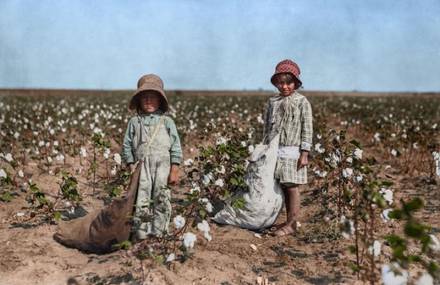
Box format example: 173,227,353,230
134,116,165,154
145,116,165,149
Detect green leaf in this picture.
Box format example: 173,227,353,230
388,209,403,220
427,262,439,277
231,197,246,209
53,211,62,221
380,181,394,187
0,191,13,202
404,221,426,238
403,197,424,214
348,245,356,254
349,140,361,148
112,240,132,250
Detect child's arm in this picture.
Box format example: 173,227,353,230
121,119,136,168
300,99,313,152
298,99,313,169
168,164,179,185
165,117,183,185
262,100,271,142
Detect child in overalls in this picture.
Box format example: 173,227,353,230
263,59,313,236
122,74,182,239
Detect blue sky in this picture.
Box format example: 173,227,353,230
1,0,439,91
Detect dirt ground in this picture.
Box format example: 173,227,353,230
0,92,439,285
1,149,439,285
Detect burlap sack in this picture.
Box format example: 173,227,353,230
53,163,141,254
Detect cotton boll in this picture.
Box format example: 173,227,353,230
342,168,353,178
314,143,325,153
173,215,186,230
166,253,176,263
113,153,122,165
368,240,381,257
381,209,392,222
5,153,13,162
197,220,212,241
353,148,363,160
429,234,440,252
182,232,197,249
199,198,213,213
197,220,210,233
381,263,408,285
214,178,224,187
340,215,354,239
183,159,194,166
0,169,7,179
216,137,227,145
103,148,110,159
189,185,200,194
110,167,117,176
202,173,213,186
216,165,225,174
380,188,394,205
415,272,433,285
80,147,87,158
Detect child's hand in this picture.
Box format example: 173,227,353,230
128,163,137,174
168,164,180,186
297,151,309,170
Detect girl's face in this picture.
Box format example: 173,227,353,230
276,80,296,97
139,92,160,113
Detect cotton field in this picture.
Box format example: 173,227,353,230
0,90,439,284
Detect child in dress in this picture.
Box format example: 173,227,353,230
263,59,313,236
121,74,182,239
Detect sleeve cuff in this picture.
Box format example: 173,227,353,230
122,153,135,164
171,156,182,165
300,142,312,151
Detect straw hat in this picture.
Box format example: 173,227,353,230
129,74,169,112
270,59,302,89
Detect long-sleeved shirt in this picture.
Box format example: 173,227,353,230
122,111,183,165
263,91,313,151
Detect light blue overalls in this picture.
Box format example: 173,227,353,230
132,116,172,239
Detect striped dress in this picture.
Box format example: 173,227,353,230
263,91,313,185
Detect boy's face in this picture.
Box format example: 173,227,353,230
139,91,160,113
275,77,296,97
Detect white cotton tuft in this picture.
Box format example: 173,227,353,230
113,153,122,165
380,188,394,205
415,272,433,285
368,240,381,257
381,263,408,285
429,234,440,252
173,215,186,230
182,232,197,249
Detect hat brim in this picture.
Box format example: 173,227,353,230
129,87,169,112
271,72,302,89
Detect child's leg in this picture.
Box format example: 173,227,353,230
151,186,172,236
151,156,172,236
134,162,153,240
285,185,300,226
274,183,300,236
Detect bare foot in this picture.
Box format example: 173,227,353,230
269,222,287,232
273,224,296,237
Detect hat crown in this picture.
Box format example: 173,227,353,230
275,59,301,77
137,74,164,89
